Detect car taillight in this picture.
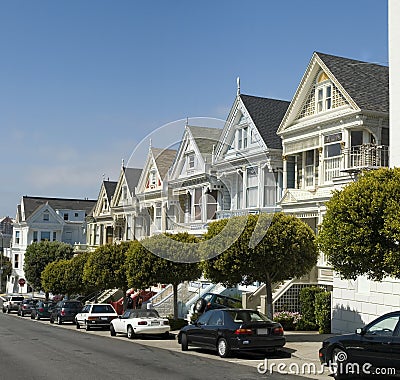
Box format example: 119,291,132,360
234,328,253,335
138,321,147,325
163,320,169,325
61,309,66,316
272,327,284,336
88,316,98,321
39,308,44,312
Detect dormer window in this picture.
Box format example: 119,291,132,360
316,72,332,113
150,170,157,186
43,213,49,221
188,154,195,169
122,186,127,200
236,127,249,150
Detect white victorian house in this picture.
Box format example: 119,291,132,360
166,124,223,235
277,52,389,331
214,93,289,219
6,196,96,294
135,146,177,239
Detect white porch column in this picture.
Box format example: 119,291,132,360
282,156,287,190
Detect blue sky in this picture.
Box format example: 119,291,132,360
0,0,388,217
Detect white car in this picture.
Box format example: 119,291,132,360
75,303,118,331
110,309,170,339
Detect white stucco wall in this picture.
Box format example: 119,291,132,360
332,274,400,333
389,0,400,166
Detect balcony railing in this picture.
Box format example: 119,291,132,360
344,144,389,169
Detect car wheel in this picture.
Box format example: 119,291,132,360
2,307,5,313
163,331,170,339
76,321,80,329
50,317,54,324
31,313,34,319
194,298,206,313
127,325,135,339
57,316,62,325
21,311,24,317
331,347,348,379
217,337,231,358
7,307,10,314
110,325,116,337
85,321,91,331
17,310,20,316
181,333,188,351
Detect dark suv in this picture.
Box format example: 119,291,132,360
193,293,242,315
49,300,83,325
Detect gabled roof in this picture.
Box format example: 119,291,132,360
316,52,389,113
240,94,290,149
151,148,177,179
124,168,142,195
103,181,118,202
187,125,222,160
20,196,97,220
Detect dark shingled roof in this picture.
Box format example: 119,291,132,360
316,52,389,113
240,94,290,149
151,148,177,179
103,181,118,202
21,196,97,220
124,167,142,195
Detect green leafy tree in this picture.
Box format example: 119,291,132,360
203,213,317,319
24,241,74,296
317,168,400,280
83,242,130,296
41,252,92,297
0,254,12,291
126,233,202,319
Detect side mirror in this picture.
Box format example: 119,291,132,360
356,328,364,335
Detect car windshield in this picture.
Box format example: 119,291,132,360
91,305,115,313
64,302,81,308
227,310,271,323
130,310,160,318
13,297,24,302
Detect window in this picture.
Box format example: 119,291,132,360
64,213,69,221
43,213,49,221
206,190,218,220
237,128,249,150
305,150,316,187
193,188,202,221
243,127,248,149
14,254,19,269
264,171,277,207
154,204,162,229
246,167,258,208
150,170,157,186
41,231,50,241
33,231,38,242
74,212,79,218
188,154,195,169
316,72,332,113
15,231,20,244
53,232,57,241
208,311,224,326
365,315,400,337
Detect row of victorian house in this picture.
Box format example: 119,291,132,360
5,52,389,333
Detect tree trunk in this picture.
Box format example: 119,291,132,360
266,279,273,320
173,283,178,320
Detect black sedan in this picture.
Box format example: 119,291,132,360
319,310,400,379
178,308,285,358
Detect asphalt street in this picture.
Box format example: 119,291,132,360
0,311,314,380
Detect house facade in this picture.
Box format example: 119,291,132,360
277,52,389,332
5,196,96,294
166,124,223,235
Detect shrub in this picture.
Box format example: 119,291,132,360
299,286,324,331
315,291,331,334
273,311,302,330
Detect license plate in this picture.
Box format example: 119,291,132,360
257,328,269,335
101,317,108,321
151,321,160,326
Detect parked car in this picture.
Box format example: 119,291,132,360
2,295,25,313
49,299,83,325
319,310,400,379
31,300,54,320
75,303,118,331
17,298,38,317
193,293,242,315
110,309,170,339
178,308,285,358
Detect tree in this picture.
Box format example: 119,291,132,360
41,252,92,297
317,167,400,280
202,213,317,318
24,241,74,296
83,242,130,297
0,254,12,291
126,233,202,319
